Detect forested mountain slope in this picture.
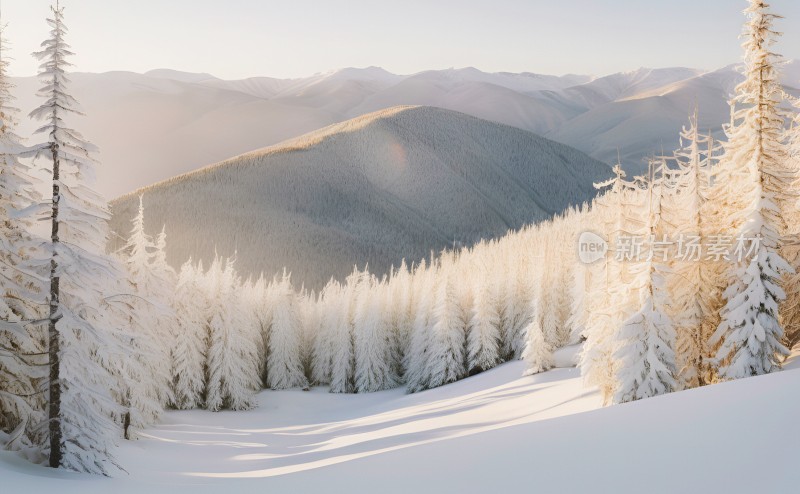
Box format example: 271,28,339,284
110,106,609,289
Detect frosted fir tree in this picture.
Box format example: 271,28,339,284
779,71,800,350
522,262,555,375
151,225,179,329
311,279,341,386
297,289,318,384
328,268,361,393
664,111,718,388
710,0,790,379
388,261,413,383
467,277,502,375
116,196,174,429
353,277,398,392
243,274,269,383
564,205,591,345
203,257,260,410
540,247,568,351
0,15,46,446
265,273,308,390
613,169,677,404
424,264,467,390
405,260,435,393
170,260,207,409
580,164,639,403
28,2,121,474
101,279,162,440
500,254,534,360
552,224,577,347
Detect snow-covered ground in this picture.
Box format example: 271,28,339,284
3,347,798,493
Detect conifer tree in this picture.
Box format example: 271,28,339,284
663,112,719,388
354,277,398,392
117,197,173,428
710,0,790,379
29,2,121,473
311,279,340,385
613,166,677,403
328,268,360,393
203,258,259,410
170,260,206,409
522,262,553,375
266,273,308,390
467,276,502,375
580,165,639,403
388,261,413,382
424,262,467,389
405,260,435,393
0,13,46,447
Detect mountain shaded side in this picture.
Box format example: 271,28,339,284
110,106,609,289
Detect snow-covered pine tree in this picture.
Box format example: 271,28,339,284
467,271,502,375
170,260,206,409
580,164,639,403
540,245,564,354
613,163,677,403
28,2,121,473
297,288,319,385
328,267,360,393
779,67,800,351
405,259,435,393
353,276,398,392
663,110,719,388
265,273,308,390
311,279,341,386
424,257,467,389
565,205,591,345
388,260,413,383
522,255,553,375
116,197,173,433
500,251,533,361
203,257,260,410
0,14,46,448
710,0,791,379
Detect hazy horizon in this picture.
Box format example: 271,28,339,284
3,0,800,80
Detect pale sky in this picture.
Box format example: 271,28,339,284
3,0,800,80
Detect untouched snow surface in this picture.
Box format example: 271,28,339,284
3,351,799,493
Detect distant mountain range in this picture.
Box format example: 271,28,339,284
109,106,609,289
10,62,800,198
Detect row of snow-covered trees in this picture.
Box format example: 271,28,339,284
4,0,800,477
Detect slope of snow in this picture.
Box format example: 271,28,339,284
108,106,609,289
3,352,799,493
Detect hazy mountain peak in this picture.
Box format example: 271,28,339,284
145,68,219,83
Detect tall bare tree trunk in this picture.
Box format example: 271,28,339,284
48,142,62,469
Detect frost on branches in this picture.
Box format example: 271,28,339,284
28,3,121,474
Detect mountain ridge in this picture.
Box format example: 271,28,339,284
110,106,610,289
